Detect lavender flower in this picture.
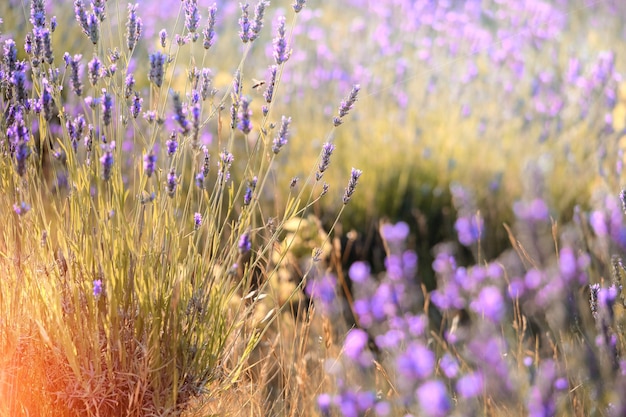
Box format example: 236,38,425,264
202,148,210,177
343,328,372,367
166,131,178,156
172,92,190,135
40,28,53,64
263,65,277,104
143,151,156,177
87,12,99,44
126,3,142,51
201,68,215,100
238,3,251,43
316,142,335,181
202,4,217,49
292,0,306,13
194,212,202,229
218,150,233,184
343,168,362,204
12,67,28,105
238,231,252,253
74,0,89,34
100,142,114,180
69,54,83,96
237,96,252,134
131,92,142,119
272,115,290,154
13,201,31,216
92,0,106,21
183,0,200,41
88,55,102,86
334,84,360,126
195,171,205,188
166,168,177,197
417,380,450,417
14,140,30,177
249,0,269,42
93,279,102,298
30,0,46,28
40,78,54,120
159,29,167,48
148,51,167,88
124,73,135,99
101,90,113,126
243,176,257,205
273,16,291,65
4,39,18,73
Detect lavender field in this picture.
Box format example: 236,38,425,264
2,0,626,416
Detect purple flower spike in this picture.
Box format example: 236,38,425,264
93,279,103,298
343,328,372,368
417,380,450,417
333,84,360,126
238,231,252,253
273,16,291,65
272,115,291,154
470,286,505,322
456,372,484,398
316,142,335,180
343,168,362,204
194,212,202,229
203,4,217,49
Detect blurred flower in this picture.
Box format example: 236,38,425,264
417,379,450,417
456,372,484,398
93,279,102,298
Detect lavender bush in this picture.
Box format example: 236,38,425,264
0,0,363,415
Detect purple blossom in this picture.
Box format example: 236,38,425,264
88,55,102,86
416,380,450,417
30,0,46,28
93,279,103,298
238,3,251,43
68,54,83,96
456,372,484,398
126,3,142,51
201,68,215,100
124,73,135,99
397,342,435,380
87,12,99,44
143,151,156,177
237,96,252,134
263,65,277,104
131,92,142,119
194,212,202,229
166,168,177,197
273,16,291,65
238,231,252,253
342,168,362,204
13,201,31,216
272,115,290,154
202,4,217,49
166,131,178,156
455,214,483,246
101,90,113,126
343,328,371,367
305,274,337,314
380,221,410,244
100,142,115,181
470,286,505,322
333,84,360,126
439,353,459,378
292,0,306,13
316,142,335,180
4,39,18,73
159,29,167,48
148,51,167,88
348,261,370,283
249,0,269,42
172,91,190,135
184,0,201,39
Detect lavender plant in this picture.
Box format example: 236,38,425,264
0,1,363,415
